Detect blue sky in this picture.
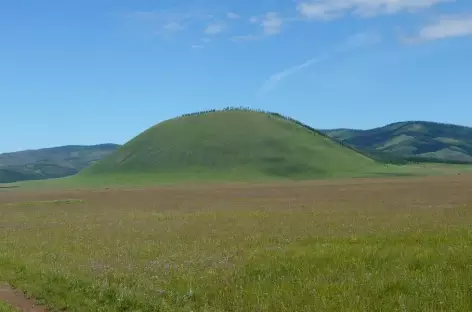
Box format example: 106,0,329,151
1,0,472,153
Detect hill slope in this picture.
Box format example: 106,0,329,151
0,144,120,183
323,121,472,163
84,109,381,181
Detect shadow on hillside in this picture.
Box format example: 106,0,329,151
0,185,19,189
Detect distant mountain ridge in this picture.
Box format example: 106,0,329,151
0,144,120,183
323,121,472,163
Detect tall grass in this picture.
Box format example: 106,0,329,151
1,177,472,311
0,302,19,312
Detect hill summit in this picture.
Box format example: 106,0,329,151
83,109,378,181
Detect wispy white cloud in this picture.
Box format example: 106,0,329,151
204,23,225,35
227,12,240,19
249,16,259,24
231,34,260,41
261,12,283,35
408,14,472,42
260,57,326,93
339,31,382,50
260,31,382,93
163,22,184,32
297,0,452,20
127,2,467,48
192,37,211,48
126,9,211,35
232,12,284,41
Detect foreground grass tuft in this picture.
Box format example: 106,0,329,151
0,302,19,312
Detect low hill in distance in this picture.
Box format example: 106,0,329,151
82,109,387,182
0,144,120,183
323,121,472,163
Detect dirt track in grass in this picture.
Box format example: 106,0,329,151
0,284,47,312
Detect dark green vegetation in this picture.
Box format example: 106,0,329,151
324,121,472,163
0,144,119,183
83,109,388,182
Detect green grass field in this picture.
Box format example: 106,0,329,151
6,161,472,191
2,110,472,311
1,175,472,311
0,302,19,312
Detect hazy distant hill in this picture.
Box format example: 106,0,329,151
0,144,120,183
323,121,472,163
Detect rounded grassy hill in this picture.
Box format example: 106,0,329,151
82,109,381,182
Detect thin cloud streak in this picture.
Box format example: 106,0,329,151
414,14,472,42
205,23,225,35
231,34,261,41
126,9,212,36
260,57,327,93
227,12,240,19
164,22,184,31
259,31,382,94
297,0,453,20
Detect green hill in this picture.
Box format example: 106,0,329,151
323,121,472,163
83,109,383,182
0,144,119,183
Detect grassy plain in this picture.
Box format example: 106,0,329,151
8,162,472,191
1,175,472,311
0,302,18,312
